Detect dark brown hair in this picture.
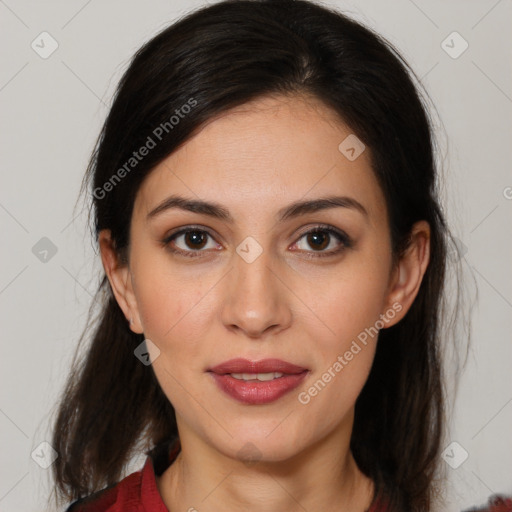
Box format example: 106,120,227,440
51,0,459,509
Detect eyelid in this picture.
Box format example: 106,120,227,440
161,224,221,256
162,223,352,258
290,224,352,256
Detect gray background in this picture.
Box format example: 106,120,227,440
1,1,511,510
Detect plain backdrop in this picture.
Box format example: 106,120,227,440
1,1,511,511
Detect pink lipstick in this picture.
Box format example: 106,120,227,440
208,358,308,405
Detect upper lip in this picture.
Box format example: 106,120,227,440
208,358,307,375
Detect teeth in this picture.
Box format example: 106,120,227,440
230,372,284,381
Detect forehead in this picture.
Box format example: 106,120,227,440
134,94,386,225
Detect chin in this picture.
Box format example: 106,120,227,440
215,423,309,464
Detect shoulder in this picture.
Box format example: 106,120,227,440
462,494,512,512
64,439,180,512
367,491,391,512
64,466,144,512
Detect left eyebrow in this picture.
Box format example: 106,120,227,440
146,194,369,222
277,195,368,222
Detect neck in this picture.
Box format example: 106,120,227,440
157,427,374,512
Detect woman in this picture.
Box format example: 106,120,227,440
51,0,458,510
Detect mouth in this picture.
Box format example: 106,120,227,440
208,358,308,375
207,358,309,405
229,372,286,381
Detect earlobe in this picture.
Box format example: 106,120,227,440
382,220,431,327
98,230,144,334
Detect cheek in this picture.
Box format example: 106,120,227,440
320,281,384,338
132,262,221,399
132,253,208,341
306,256,391,352
296,282,384,437
296,252,391,409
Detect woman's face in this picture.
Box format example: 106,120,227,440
104,94,425,463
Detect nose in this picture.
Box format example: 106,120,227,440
220,241,292,339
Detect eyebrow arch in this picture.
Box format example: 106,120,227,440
146,194,368,223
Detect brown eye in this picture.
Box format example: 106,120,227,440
183,230,208,250
306,231,330,251
163,227,219,258
163,224,352,260
292,225,352,257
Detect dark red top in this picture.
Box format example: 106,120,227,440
463,495,512,512
65,440,390,511
66,440,512,512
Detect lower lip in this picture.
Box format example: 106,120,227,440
209,371,308,405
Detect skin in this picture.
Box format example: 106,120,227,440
100,93,430,512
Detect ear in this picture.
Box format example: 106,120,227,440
98,229,144,334
381,220,431,327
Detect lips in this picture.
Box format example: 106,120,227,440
209,358,307,375
208,358,309,405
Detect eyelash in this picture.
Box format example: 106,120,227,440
161,224,352,260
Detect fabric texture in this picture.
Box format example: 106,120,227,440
64,441,512,512
65,439,390,511
462,495,512,512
